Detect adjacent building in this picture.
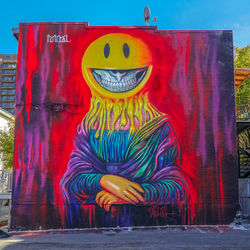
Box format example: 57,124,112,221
0,54,17,114
0,107,14,170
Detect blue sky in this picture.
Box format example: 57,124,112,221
0,0,249,54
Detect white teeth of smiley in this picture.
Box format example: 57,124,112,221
92,68,147,93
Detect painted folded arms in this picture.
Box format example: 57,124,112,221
60,121,188,210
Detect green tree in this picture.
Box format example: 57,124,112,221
234,45,250,68
235,78,249,104
235,46,250,177
0,119,14,169
235,45,250,105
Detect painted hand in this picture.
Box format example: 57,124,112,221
95,190,127,211
100,175,145,204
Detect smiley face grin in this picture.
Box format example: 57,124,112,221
91,67,148,93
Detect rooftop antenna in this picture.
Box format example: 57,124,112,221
144,6,157,26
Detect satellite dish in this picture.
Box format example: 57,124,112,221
144,7,150,25
144,7,157,26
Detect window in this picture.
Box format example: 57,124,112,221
2,76,15,81
0,96,15,101
1,89,15,94
1,63,16,69
1,82,15,87
6,56,11,59
1,69,16,74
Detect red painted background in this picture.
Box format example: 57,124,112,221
11,23,238,230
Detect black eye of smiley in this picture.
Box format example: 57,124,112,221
104,43,110,58
123,43,129,58
104,43,130,58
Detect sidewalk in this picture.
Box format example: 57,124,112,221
1,205,250,249
0,226,250,249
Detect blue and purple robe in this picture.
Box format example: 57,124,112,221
61,116,189,228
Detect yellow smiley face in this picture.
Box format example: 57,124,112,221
82,33,153,99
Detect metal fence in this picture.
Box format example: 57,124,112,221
0,170,12,193
236,103,250,120
239,196,250,218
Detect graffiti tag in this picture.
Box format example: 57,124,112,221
147,205,168,218
47,34,70,43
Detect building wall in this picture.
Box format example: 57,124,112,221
0,108,13,170
0,114,9,131
11,23,238,231
0,113,8,170
0,54,17,114
239,179,250,196
238,179,250,217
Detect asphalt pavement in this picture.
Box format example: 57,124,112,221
0,225,249,249
1,205,250,249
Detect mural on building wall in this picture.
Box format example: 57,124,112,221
60,33,189,227
11,23,238,231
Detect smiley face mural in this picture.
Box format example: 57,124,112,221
60,33,189,227
11,23,238,231
81,33,152,98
